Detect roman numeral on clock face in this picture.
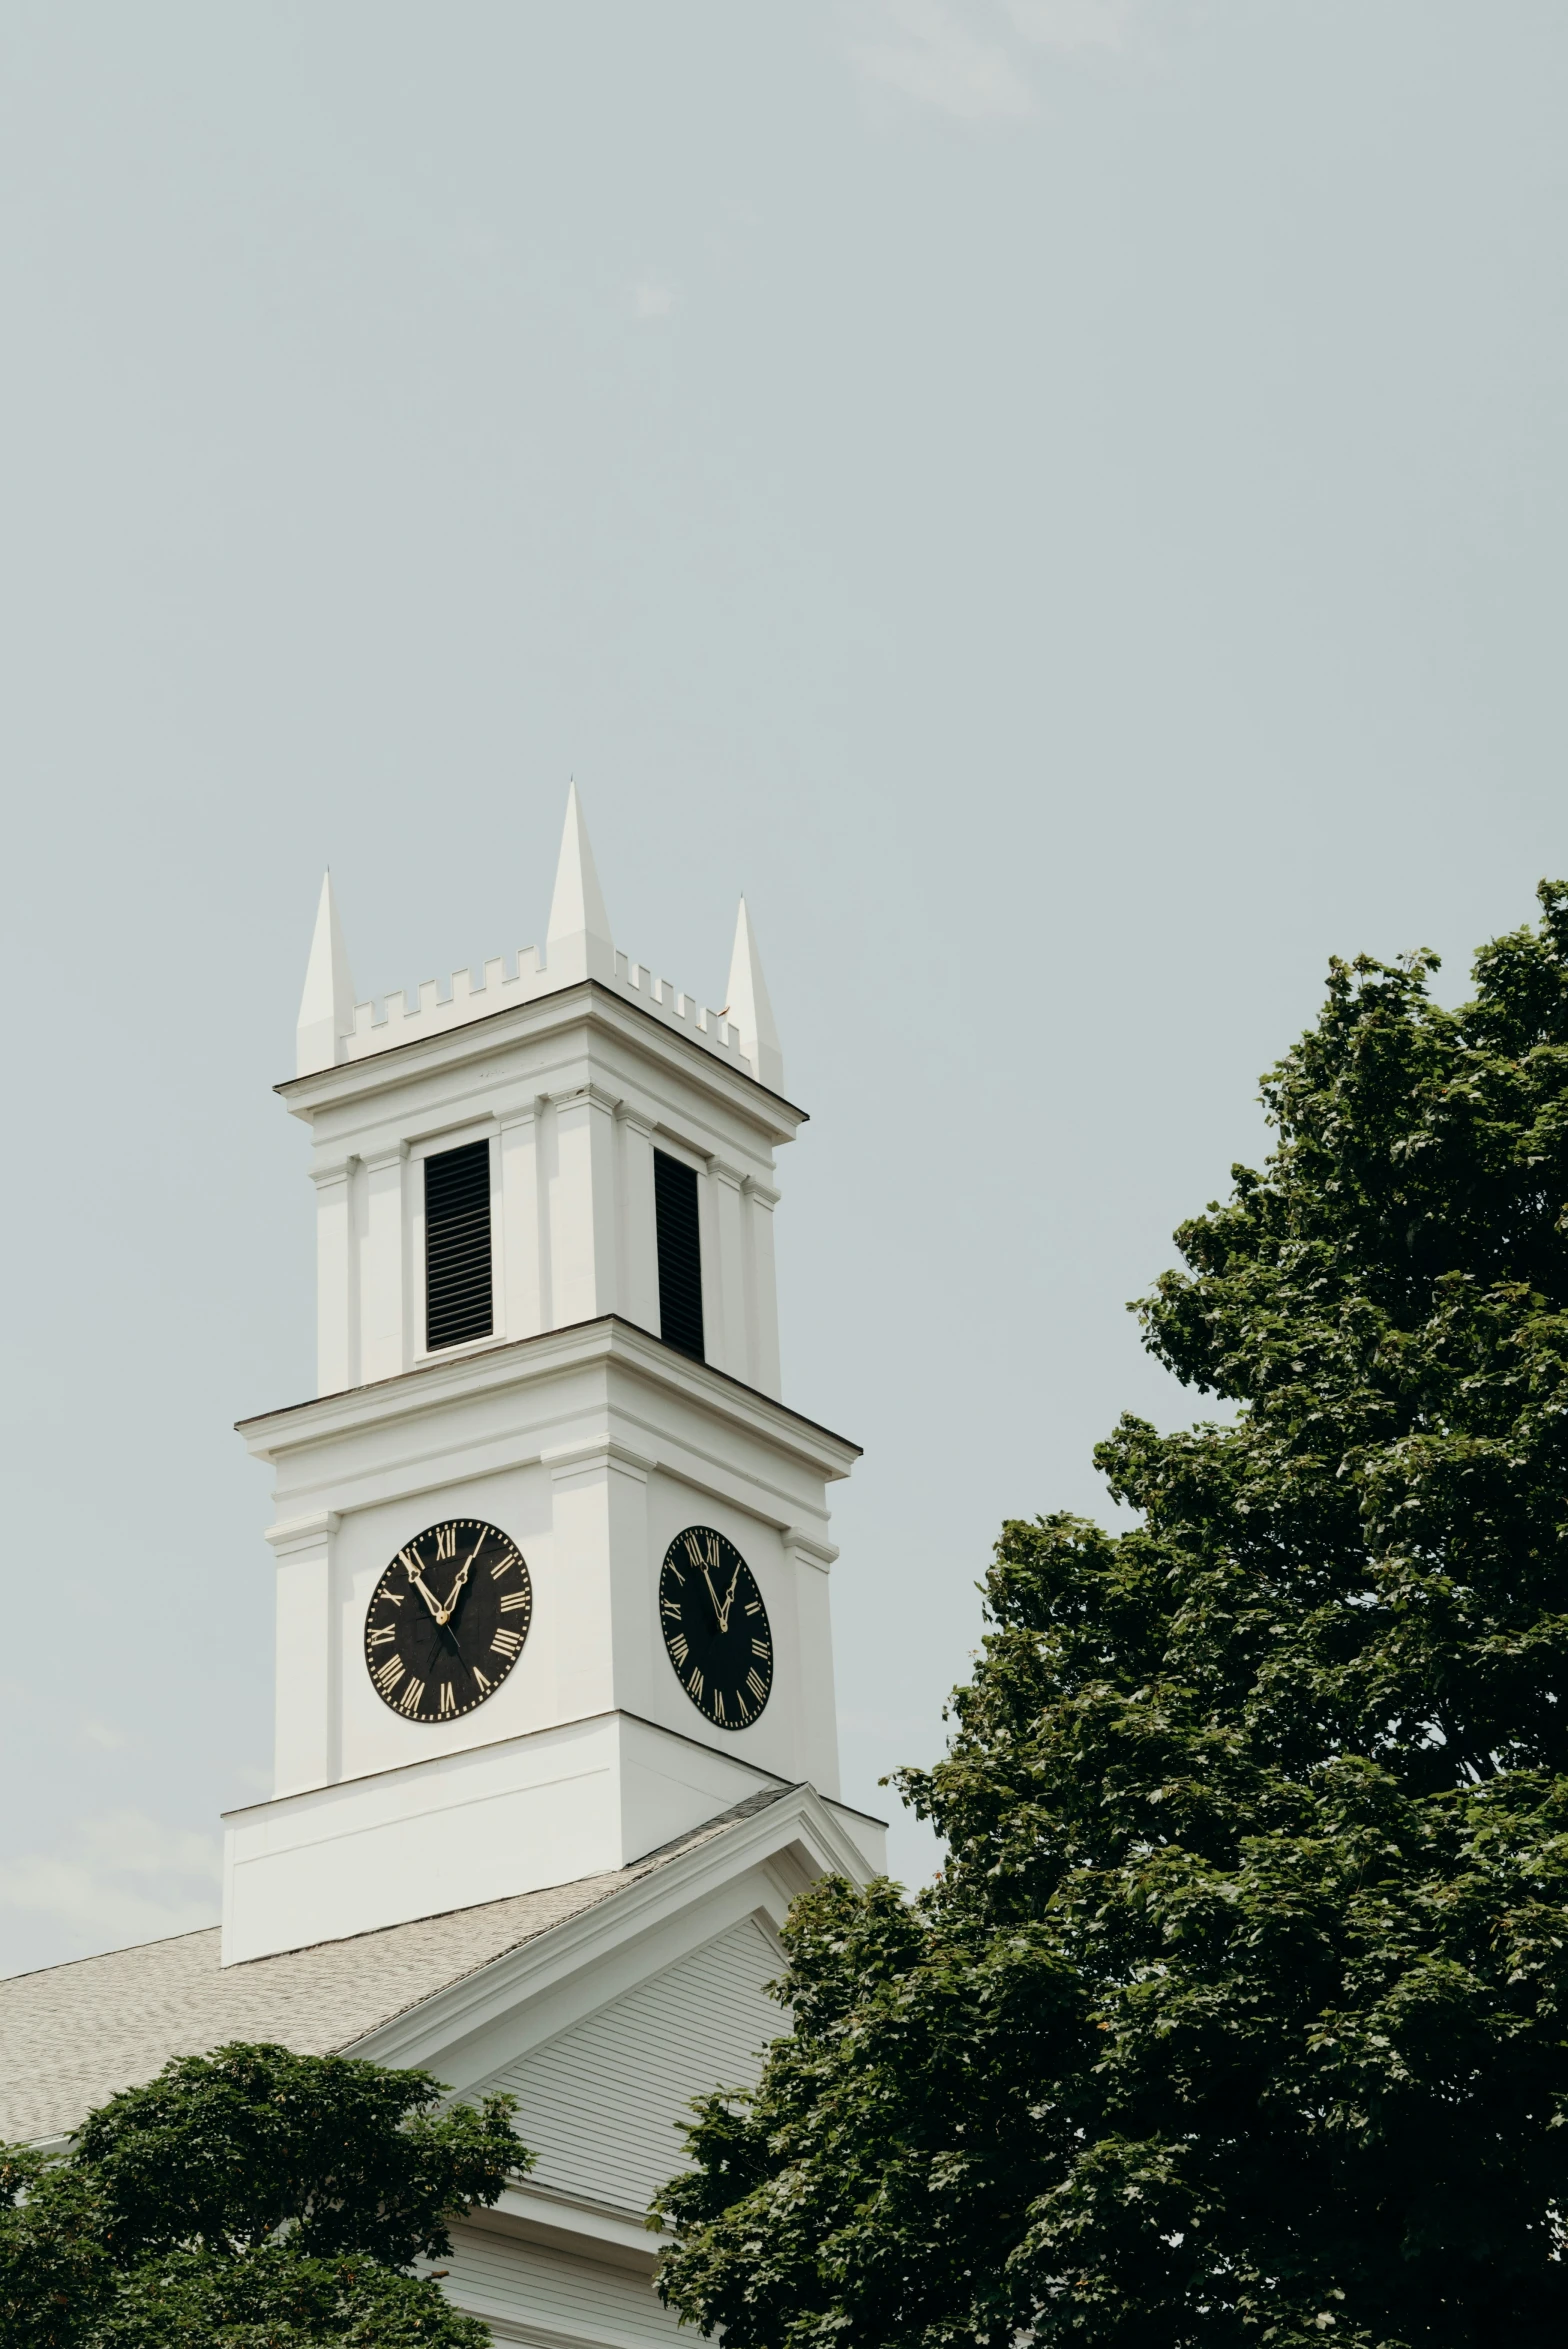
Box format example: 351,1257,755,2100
659,1526,773,1733
365,1521,533,1723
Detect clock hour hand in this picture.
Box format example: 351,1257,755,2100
437,1559,474,1626
437,1532,488,1626
718,1564,741,1633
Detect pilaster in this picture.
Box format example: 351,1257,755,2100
312,1158,356,1398
712,1161,748,1378
268,1509,340,1795
360,1142,408,1380
544,1444,642,1725
545,1438,655,1726
617,1108,660,1338
549,1084,619,1326
500,1103,545,1342
786,1527,841,1798
746,1179,782,1398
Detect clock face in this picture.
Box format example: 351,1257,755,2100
364,1518,532,1723
658,1525,772,1732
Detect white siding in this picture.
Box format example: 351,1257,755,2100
485,1917,783,2212
443,2224,679,2349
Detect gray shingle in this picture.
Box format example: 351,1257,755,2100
0,1789,787,2145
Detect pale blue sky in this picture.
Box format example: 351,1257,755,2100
2,1,1566,1972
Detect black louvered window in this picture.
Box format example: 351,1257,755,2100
654,1150,705,1362
425,1140,493,1351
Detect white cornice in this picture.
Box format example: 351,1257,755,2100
463,2182,663,2269
234,1314,861,1479
344,1782,871,2073
276,980,806,1148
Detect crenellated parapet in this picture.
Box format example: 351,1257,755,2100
297,785,784,1094
328,943,748,1071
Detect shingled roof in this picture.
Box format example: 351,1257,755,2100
0,1788,789,2145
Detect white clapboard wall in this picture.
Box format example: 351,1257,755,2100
442,2226,682,2349
486,1915,784,2212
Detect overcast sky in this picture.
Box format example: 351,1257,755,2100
2,1,1566,1976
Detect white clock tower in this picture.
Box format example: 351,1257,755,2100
221,789,879,1966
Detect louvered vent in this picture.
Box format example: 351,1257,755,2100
425,1140,493,1350
654,1150,704,1362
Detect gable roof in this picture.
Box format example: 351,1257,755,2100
0,1789,789,2146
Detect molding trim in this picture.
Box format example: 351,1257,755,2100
544,1438,656,1482
275,979,807,1145
263,1510,340,1559
784,1525,839,1570
236,1314,861,1478
219,1707,792,1822
359,1139,410,1173
344,1781,874,2070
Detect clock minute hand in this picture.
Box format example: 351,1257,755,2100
402,1553,446,1622
701,1564,725,1628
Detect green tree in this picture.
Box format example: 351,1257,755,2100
0,2043,525,2348
655,882,1568,2349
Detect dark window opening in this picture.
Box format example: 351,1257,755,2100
425,1139,493,1350
654,1150,705,1361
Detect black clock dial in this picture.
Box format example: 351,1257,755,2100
659,1525,772,1731
365,1518,531,1722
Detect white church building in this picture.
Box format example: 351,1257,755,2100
0,791,883,2345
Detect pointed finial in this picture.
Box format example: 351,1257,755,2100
296,871,356,1076
545,782,615,985
726,896,784,1091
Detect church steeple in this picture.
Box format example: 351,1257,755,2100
224,788,858,1968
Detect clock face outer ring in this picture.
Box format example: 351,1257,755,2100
364,1518,532,1723
659,1525,773,1733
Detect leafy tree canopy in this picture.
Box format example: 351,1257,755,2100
655,883,1568,2349
0,2043,524,2349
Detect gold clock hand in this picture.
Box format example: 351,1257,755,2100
702,1565,724,1626
718,1564,741,1632
437,1530,488,1625
402,1551,446,1622
437,1558,474,1627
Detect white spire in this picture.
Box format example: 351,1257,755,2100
545,782,615,985
726,896,784,1092
296,871,356,1076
